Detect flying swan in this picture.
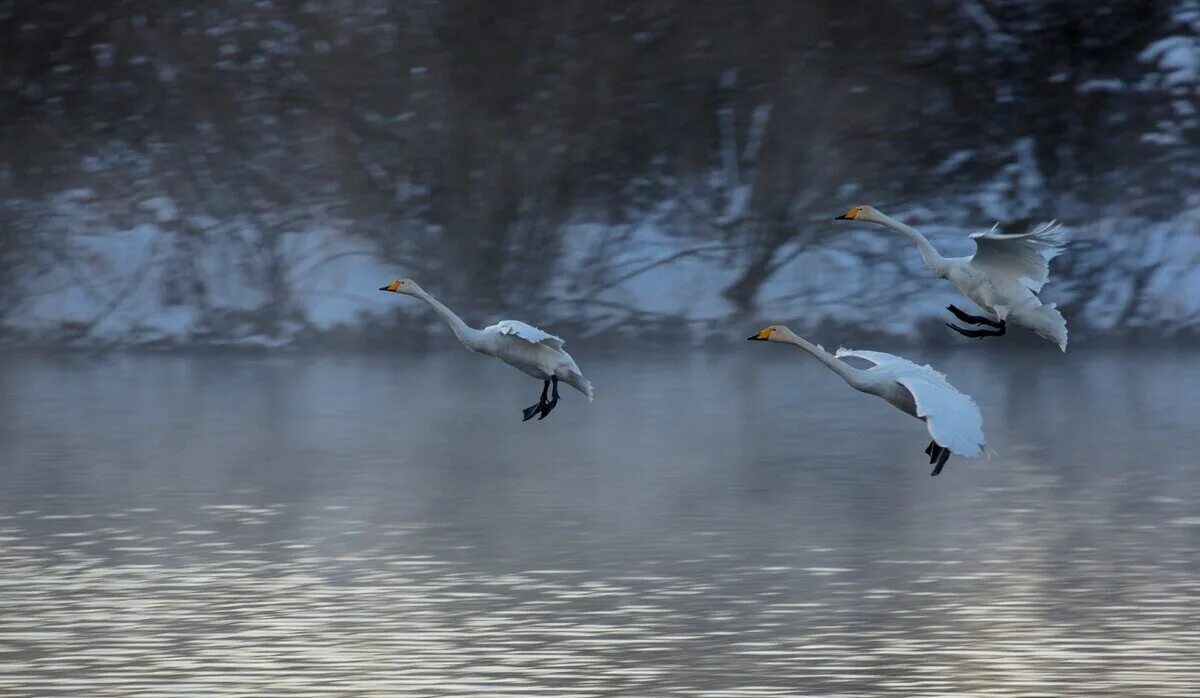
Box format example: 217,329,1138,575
380,279,593,421
835,205,1068,351
748,325,986,475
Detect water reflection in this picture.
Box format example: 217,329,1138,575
0,350,1198,696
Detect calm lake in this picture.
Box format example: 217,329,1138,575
1,349,1198,696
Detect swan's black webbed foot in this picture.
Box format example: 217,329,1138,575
947,304,1004,328
946,305,1006,339
930,446,951,476
946,322,1007,339
537,377,560,420
523,380,552,422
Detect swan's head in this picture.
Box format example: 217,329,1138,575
379,278,424,297
834,205,883,223
747,325,794,343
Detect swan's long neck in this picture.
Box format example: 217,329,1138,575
874,212,948,273
781,332,866,390
416,290,481,349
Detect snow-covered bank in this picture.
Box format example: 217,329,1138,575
3,191,1199,349
3,190,396,347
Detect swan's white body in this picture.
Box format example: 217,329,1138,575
840,206,1068,351
477,320,593,399
381,280,593,400
749,326,986,461
832,348,985,458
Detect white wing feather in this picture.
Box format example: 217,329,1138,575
897,375,986,458
488,320,566,350
836,349,986,458
833,349,900,368
969,220,1066,293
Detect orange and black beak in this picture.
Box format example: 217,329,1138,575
747,328,772,341
834,208,859,221
379,280,400,292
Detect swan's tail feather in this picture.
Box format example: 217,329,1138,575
565,372,594,402
1022,302,1068,351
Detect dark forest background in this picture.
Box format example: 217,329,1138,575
2,0,1198,346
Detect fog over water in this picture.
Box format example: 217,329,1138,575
1,350,1198,696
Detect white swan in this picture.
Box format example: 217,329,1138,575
748,325,986,475
380,279,593,421
835,205,1068,351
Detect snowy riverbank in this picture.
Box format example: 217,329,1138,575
3,191,1198,349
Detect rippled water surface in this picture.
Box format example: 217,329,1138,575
1,350,1198,696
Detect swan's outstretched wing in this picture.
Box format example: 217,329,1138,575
969,221,1066,293
488,320,566,350
833,349,898,368
896,374,986,458
836,349,986,458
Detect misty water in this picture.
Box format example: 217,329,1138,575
1,349,1198,696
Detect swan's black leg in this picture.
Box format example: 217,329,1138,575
947,305,1004,328
931,447,951,476
538,376,560,420
523,380,550,422
926,441,939,464
946,322,1006,339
